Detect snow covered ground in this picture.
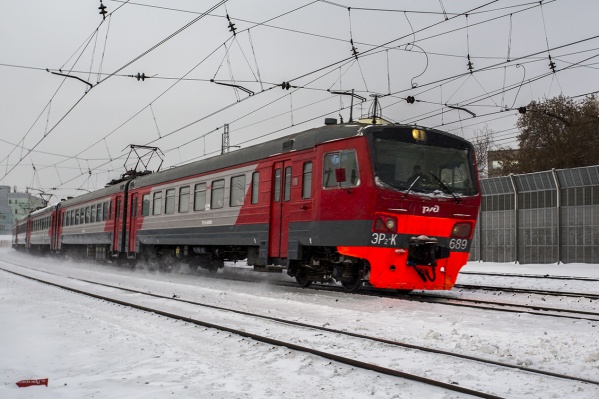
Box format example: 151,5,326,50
0,247,598,398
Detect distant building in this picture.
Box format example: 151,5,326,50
0,186,11,235
0,185,45,234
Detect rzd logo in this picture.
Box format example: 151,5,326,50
422,205,440,214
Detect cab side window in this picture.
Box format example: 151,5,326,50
323,150,359,188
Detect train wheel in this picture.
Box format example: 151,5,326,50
340,265,364,293
341,276,363,292
295,273,312,288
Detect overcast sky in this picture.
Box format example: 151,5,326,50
1,0,598,198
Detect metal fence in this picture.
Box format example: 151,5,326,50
470,165,599,264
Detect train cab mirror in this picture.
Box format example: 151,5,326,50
335,168,346,183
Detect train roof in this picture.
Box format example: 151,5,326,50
58,181,126,209
131,122,366,189
51,122,473,203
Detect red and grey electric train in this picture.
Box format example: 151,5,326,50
13,121,481,291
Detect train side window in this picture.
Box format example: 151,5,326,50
108,201,112,220
91,205,96,223
64,212,68,227
153,192,162,216
230,175,245,207
194,183,207,211
211,179,225,209
142,195,150,216
251,172,259,204
96,204,102,222
104,202,109,221
323,150,359,188
165,189,175,214
274,169,281,202
284,167,292,202
179,186,190,213
80,208,85,224
302,162,312,199
71,210,75,225
75,209,80,225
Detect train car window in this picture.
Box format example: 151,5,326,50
85,207,90,224
194,183,207,211
179,186,190,213
165,189,175,214
251,172,259,204
64,212,68,227
75,209,80,225
274,169,281,202
230,175,246,207
302,162,312,199
70,210,75,226
96,204,102,222
103,202,109,221
153,192,162,216
211,179,225,209
91,205,96,223
323,150,359,188
284,167,292,201
142,195,150,216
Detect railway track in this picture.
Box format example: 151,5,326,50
5,256,599,322
453,284,599,300
459,271,599,282
290,282,599,322
1,259,599,399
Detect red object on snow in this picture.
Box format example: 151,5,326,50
16,378,48,387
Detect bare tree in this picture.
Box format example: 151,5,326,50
470,125,496,178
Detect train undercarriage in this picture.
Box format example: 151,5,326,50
18,242,371,292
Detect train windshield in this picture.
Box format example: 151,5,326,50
370,129,478,197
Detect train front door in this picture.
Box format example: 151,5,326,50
269,161,293,259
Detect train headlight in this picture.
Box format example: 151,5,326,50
373,213,398,233
451,222,472,238
386,219,396,230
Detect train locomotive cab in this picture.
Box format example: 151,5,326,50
331,125,480,291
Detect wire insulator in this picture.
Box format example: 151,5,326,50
350,39,359,60
98,0,107,20
548,54,556,73
406,96,416,104
467,54,474,73
226,14,237,36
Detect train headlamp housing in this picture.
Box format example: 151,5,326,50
451,222,473,238
373,213,398,234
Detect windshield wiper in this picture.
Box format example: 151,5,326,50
402,176,420,199
429,171,461,203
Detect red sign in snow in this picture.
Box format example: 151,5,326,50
16,378,48,388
